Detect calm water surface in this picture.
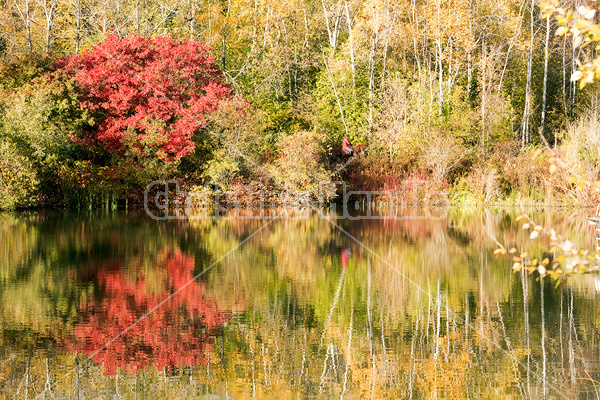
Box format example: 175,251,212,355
1,208,599,399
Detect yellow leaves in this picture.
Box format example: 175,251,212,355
537,265,547,275
508,248,517,254
556,26,569,36
530,148,543,160
551,4,600,87
512,263,522,272
541,0,560,18
549,164,557,174
541,258,550,266
493,248,506,255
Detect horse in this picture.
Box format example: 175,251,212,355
352,143,365,155
332,143,366,159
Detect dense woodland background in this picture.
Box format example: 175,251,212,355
1,0,600,209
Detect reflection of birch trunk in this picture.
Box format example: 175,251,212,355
465,293,471,397
249,335,256,397
25,356,31,400
320,265,346,347
115,369,121,398
75,352,82,399
479,255,484,350
206,360,211,395
465,291,469,352
381,308,393,387
540,278,547,398
368,259,375,395
341,297,354,398
409,313,420,398
319,261,346,393
44,358,53,397
262,342,269,388
559,290,565,381
568,285,576,386
445,293,450,363
434,280,441,360
497,302,525,397
320,342,338,393
521,268,531,397
433,280,441,396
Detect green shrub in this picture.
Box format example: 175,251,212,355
270,131,333,201
0,141,39,210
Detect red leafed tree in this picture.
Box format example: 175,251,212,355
65,250,230,375
57,34,233,161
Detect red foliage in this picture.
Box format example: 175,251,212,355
65,250,230,375
57,34,232,161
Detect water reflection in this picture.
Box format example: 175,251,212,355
65,249,229,376
0,208,599,398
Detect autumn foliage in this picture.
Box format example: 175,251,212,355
65,250,229,375
57,34,233,161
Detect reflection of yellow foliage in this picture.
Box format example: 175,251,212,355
0,208,598,397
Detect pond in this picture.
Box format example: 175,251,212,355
1,207,599,399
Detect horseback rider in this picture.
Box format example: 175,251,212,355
342,135,353,156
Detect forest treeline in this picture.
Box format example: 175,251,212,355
1,0,600,209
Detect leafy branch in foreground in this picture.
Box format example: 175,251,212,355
493,210,599,281
542,0,600,87
498,0,600,278
492,145,600,280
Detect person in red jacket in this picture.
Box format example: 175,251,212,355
342,135,353,156
342,248,352,269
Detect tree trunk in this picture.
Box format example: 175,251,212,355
481,39,487,153
322,0,341,49
521,0,534,148
411,0,422,85
436,38,443,119
540,14,550,140
188,0,195,40
344,1,355,96
322,51,349,137
74,0,82,52
42,0,56,52
380,8,392,89
368,5,378,137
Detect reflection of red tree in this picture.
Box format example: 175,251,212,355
66,250,229,375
